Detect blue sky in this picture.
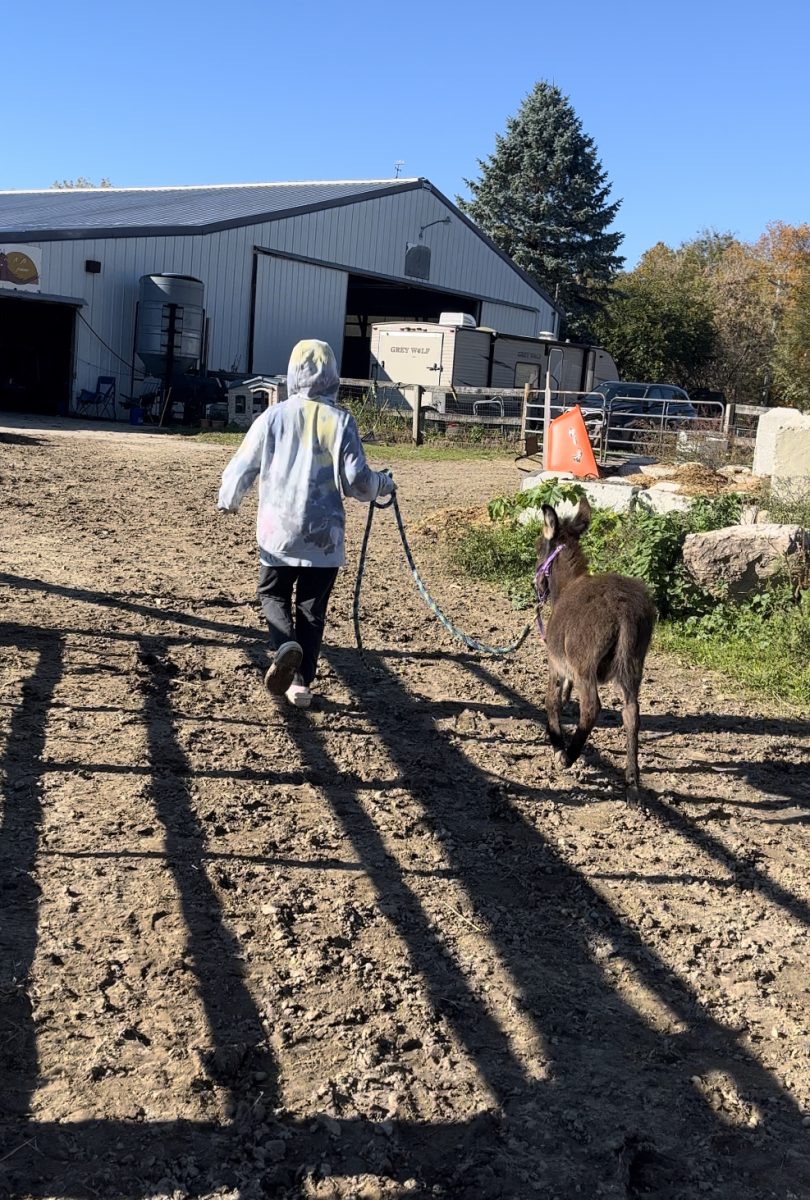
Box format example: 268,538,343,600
5,0,808,266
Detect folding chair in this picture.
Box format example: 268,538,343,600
74,375,117,420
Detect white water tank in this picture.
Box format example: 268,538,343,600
136,274,204,377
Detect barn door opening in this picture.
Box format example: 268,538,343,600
342,276,480,379
0,297,76,415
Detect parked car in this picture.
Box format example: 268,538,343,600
578,381,697,451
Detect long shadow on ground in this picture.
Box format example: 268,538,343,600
315,644,810,1198
2,595,809,1198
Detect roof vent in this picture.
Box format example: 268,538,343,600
404,242,431,280
439,312,477,328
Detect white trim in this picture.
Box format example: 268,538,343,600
0,179,420,196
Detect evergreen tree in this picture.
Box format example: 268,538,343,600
459,82,624,339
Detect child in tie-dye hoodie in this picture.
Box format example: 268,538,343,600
218,339,394,708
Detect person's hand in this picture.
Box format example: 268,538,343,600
378,470,395,497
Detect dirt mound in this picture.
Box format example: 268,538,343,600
410,504,489,541
625,461,762,498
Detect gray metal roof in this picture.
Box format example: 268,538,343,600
0,179,419,239
0,176,560,312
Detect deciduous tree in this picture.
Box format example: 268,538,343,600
51,177,112,189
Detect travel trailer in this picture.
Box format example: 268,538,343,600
369,315,619,408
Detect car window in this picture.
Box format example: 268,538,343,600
611,384,646,400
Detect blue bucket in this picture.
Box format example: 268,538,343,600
129,406,144,426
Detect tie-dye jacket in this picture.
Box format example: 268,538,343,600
217,339,393,567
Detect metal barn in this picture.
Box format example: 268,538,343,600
0,179,560,418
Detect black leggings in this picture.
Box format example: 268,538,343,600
257,564,339,686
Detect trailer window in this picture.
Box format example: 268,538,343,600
515,362,540,390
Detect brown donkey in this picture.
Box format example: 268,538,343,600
536,498,657,796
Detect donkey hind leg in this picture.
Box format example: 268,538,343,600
545,670,566,753
561,677,574,707
619,682,642,797
562,675,601,768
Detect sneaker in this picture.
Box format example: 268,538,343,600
263,641,303,696
285,674,312,709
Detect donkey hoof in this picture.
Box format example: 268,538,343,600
626,784,650,813
554,750,568,768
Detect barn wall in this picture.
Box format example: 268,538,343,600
36,230,255,412
19,183,558,412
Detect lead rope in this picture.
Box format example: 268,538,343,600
352,491,532,668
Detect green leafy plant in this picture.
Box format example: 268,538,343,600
487,478,586,522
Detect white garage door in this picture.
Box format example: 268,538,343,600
252,255,349,375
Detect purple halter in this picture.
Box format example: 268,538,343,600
534,544,564,641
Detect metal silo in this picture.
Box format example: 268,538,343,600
135,274,205,379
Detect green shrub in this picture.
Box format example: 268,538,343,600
766,483,810,529
452,519,542,606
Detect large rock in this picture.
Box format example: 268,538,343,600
683,524,808,598
753,408,810,477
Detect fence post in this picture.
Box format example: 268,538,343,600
411,385,424,447
542,372,552,469
519,382,530,454
722,400,735,449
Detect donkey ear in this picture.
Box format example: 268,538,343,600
569,496,592,536
541,504,558,540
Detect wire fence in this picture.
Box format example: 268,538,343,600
522,389,728,465
339,380,528,447
338,378,761,465
337,379,414,443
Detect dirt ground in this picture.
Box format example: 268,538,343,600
1,421,809,1200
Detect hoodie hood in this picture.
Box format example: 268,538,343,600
286,339,340,402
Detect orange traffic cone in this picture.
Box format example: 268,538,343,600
545,406,600,478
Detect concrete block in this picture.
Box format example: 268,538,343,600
521,470,575,492
519,472,640,513
647,480,684,493
581,480,640,512
636,487,693,515
752,408,810,477
771,425,810,491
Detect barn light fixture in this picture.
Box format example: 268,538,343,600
418,217,451,240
